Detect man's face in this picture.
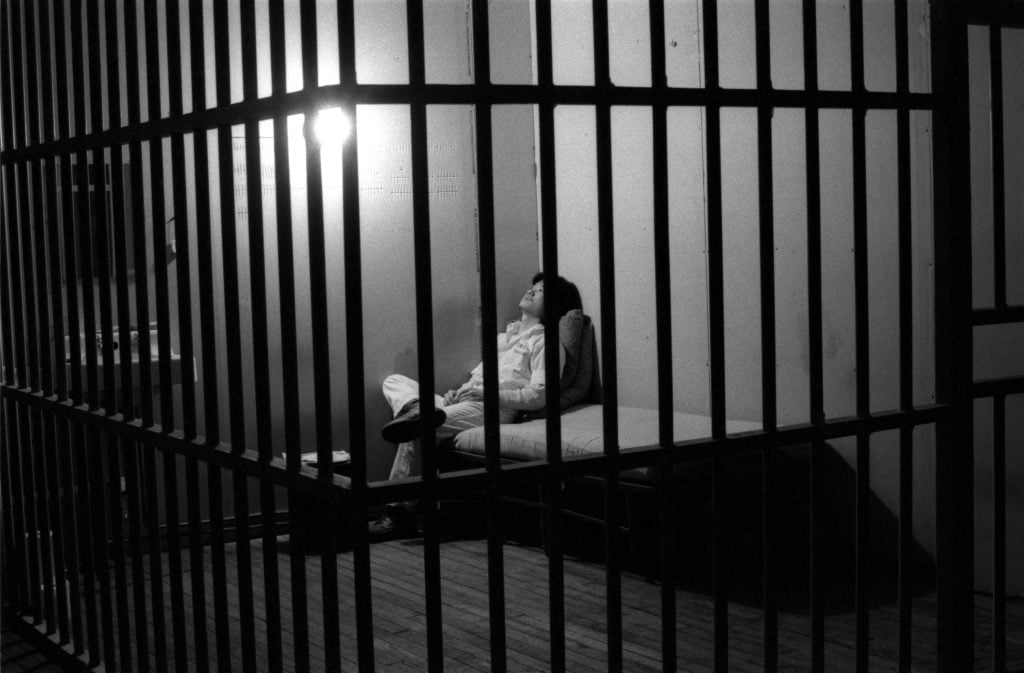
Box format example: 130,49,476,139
519,281,544,318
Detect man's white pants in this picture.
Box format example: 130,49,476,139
382,374,518,489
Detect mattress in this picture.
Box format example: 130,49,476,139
452,403,762,479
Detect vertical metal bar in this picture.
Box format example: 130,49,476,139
209,0,256,669
211,3,245,453
83,3,117,664
930,2,975,671
753,0,779,667
119,4,155,670
70,421,101,664
849,3,872,672
296,0,333,477
86,0,116,411
124,0,154,427
701,1,728,670
85,423,117,669
141,3,188,669
268,0,309,669
238,4,282,671
894,1,915,670
26,0,53,401
296,2,341,671
56,422,87,657
7,0,32,398
63,2,103,661
649,3,678,671
14,0,39,397
189,0,219,446
4,403,30,614
534,3,566,670
989,26,1006,309
104,0,134,417
69,0,98,411
336,2,375,671
0,401,22,610
143,0,174,434
470,3,508,671
127,13,169,660
992,394,1007,673
165,5,207,671
802,0,827,663
38,0,74,622
406,4,445,671
55,413,86,655
185,5,218,666
3,0,29,395
19,407,42,627
102,427,133,670
166,0,196,441
207,468,232,673
240,1,273,467
802,0,826,668
141,435,169,673
24,0,58,637
0,2,18,395
591,2,623,671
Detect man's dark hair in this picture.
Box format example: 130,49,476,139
532,271,583,320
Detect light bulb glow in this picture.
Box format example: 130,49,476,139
312,107,351,146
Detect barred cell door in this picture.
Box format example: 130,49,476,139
2,1,1021,673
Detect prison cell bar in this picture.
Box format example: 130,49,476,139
50,3,89,652
698,0,731,670
849,2,875,672
590,2,626,672
187,1,226,668
297,0,346,668
0,0,991,667
96,21,139,662
533,3,569,672
894,1,918,671
38,2,75,644
977,18,1021,673
799,0,828,669
648,3,682,671
931,2,976,672
23,0,58,641
337,1,380,669
469,2,512,671
752,0,781,667
86,0,124,659
68,0,109,663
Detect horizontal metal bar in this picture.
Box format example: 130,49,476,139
972,305,1024,325
4,382,954,507
0,385,351,504
963,2,1024,26
1,86,937,164
973,375,1024,399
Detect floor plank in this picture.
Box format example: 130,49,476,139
52,536,1024,672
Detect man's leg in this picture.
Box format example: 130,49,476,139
380,374,446,443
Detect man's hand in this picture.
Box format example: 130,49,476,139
444,383,483,405
456,387,483,403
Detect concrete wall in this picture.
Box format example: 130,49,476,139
547,0,959,584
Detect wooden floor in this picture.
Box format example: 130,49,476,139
84,535,1022,673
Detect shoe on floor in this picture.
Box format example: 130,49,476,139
381,401,446,443
368,508,419,539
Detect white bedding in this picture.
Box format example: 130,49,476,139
453,403,762,464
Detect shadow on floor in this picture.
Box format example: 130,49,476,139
439,443,936,616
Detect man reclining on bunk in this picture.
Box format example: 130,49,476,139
370,272,583,538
